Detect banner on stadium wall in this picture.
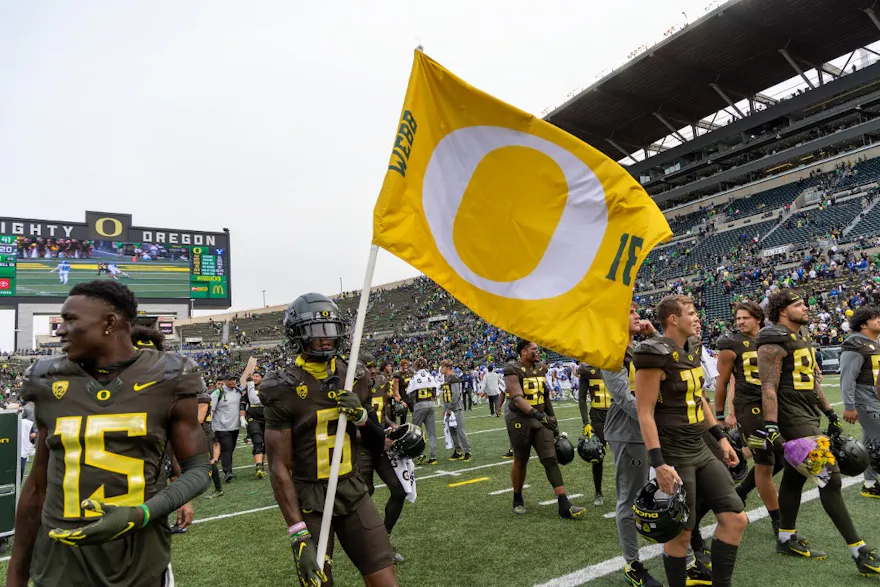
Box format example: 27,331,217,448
158,318,175,335
183,337,203,343
427,315,450,323
762,245,791,257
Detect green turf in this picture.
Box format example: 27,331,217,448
3,376,878,586
15,258,190,298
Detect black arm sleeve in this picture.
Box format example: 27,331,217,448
360,410,387,456
143,453,211,519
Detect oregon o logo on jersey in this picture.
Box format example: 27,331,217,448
96,389,111,401
752,406,761,415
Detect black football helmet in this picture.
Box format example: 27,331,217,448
633,480,689,543
725,425,744,450
555,433,575,465
866,436,880,472
391,400,408,419
283,293,347,360
387,424,425,459
830,435,871,477
577,435,606,464
728,446,748,483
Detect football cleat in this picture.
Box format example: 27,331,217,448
463,453,472,461
425,458,438,465
502,449,514,459
593,493,604,507
255,468,266,479
392,547,406,564
685,560,712,586
447,452,463,461
560,505,586,519
623,560,662,587
203,490,224,499
861,483,880,499
513,504,527,515
776,534,827,559
415,454,428,465
771,518,781,538
853,545,880,576
224,473,235,483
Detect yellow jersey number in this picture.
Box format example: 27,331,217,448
523,377,545,406
679,367,706,424
54,414,147,519
741,350,760,386
417,387,435,401
871,354,880,386
589,378,611,409
371,395,384,417
315,407,352,480
792,347,816,390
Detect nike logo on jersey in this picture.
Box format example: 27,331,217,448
133,381,157,392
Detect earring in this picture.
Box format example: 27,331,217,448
105,330,110,335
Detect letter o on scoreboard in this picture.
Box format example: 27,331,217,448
86,211,132,242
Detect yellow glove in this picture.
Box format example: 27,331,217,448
583,424,593,438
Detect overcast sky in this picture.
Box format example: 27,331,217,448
0,0,715,351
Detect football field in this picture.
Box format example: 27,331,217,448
15,259,190,298
2,376,878,586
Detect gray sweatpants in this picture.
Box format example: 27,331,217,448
610,440,649,563
857,402,880,482
412,404,437,458
452,409,470,453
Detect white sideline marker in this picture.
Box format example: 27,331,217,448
539,493,582,506
490,484,531,495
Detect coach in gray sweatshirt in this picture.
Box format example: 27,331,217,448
211,374,244,482
600,308,663,587
839,307,880,498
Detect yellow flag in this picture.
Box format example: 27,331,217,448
372,51,671,369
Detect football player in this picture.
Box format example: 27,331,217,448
714,301,783,530
406,358,439,465
578,362,609,506
602,303,663,587
439,360,471,461
504,339,585,519
261,293,397,586
50,260,71,285
240,371,267,479
840,306,880,498
635,295,747,587
7,280,211,587
358,354,407,564
756,290,879,574
391,359,413,425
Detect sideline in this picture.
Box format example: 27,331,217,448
533,476,862,587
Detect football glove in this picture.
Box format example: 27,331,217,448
336,390,367,425
531,410,558,433
240,415,248,428
825,411,843,438
583,424,594,438
290,530,330,587
747,423,783,452
49,500,145,546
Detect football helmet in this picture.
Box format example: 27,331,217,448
391,400,408,418
633,479,689,543
866,436,880,472
283,293,347,359
728,445,748,483
830,435,871,477
387,424,425,459
725,425,744,450
577,435,606,464
555,433,575,465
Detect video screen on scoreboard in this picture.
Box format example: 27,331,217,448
8,237,223,299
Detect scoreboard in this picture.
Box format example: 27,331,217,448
0,236,15,296
190,246,229,299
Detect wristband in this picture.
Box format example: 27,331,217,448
648,448,665,468
288,522,307,536
138,504,151,529
289,529,310,543
352,408,368,427
715,411,725,421
708,425,726,441
765,421,778,430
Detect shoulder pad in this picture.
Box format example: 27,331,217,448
392,371,402,379
842,335,873,352
715,334,737,352
756,325,792,347
634,338,673,356
26,356,69,380
502,362,520,377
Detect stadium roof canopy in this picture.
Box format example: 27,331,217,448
544,0,880,162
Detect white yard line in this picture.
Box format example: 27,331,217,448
533,476,862,587
539,493,582,506
489,484,530,495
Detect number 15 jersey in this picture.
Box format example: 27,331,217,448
633,337,708,464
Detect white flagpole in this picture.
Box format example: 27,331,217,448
316,244,379,569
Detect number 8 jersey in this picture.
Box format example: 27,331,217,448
756,325,821,425
633,336,709,464
259,356,373,514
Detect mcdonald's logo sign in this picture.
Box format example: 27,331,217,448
212,284,226,296
86,211,131,241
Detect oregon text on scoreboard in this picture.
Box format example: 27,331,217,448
0,211,231,309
